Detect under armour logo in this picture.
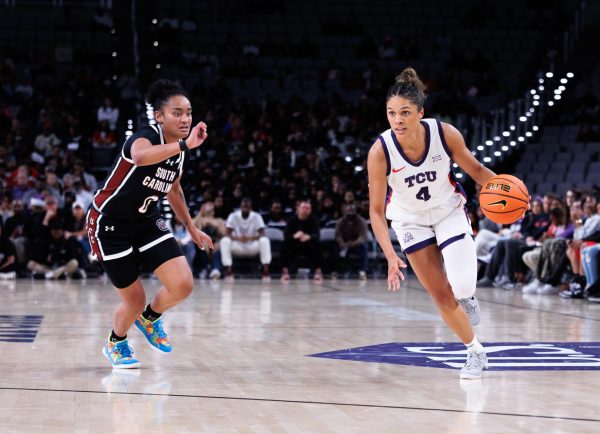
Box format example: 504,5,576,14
105,226,115,231
89,217,94,224
165,159,175,166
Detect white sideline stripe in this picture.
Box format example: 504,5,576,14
138,234,174,252
103,248,134,261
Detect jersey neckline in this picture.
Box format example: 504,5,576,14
390,120,431,167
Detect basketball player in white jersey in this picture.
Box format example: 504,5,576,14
368,68,496,379
87,79,214,369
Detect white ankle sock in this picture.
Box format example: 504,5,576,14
466,336,484,353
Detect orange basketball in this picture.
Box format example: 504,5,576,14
479,174,530,225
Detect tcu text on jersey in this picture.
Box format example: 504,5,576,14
404,171,437,187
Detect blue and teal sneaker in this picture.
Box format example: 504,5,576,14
135,316,172,353
102,338,141,369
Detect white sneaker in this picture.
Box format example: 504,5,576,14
457,296,481,326
538,283,560,295
209,269,221,280
0,271,16,280
45,271,55,280
522,278,542,293
358,271,367,280
460,350,488,379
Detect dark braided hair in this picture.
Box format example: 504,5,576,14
146,79,189,111
386,67,427,110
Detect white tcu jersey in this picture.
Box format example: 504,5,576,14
380,118,466,220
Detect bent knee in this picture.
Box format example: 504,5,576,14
174,274,194,299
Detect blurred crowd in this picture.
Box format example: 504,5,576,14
0,2,598,287
471,188,600,303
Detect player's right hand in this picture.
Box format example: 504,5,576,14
186,121,208,149
387,254,407,291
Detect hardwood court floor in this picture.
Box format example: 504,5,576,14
1,276,600,433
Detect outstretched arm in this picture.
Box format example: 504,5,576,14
442,122,495,187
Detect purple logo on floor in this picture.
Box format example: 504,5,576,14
0,315,43,343
308,342,600,371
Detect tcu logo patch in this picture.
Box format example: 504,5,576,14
309,342,600,371
403,232,414,243
156,219,169,231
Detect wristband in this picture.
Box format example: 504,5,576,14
178,139,188,151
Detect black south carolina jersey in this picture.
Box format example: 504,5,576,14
92,124,186,221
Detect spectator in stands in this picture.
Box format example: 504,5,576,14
221,198,271,281
265,200,286,229
172,218,196,269
44,170,63,200
64,201,90,268
564,189,579,209
92,120,117,148
213,195,229,219
522,206,573,294
63,175,93,209
26,219,81,279
192,201,226,279
334,202,369,280
71,159,98,192
280,199,323,282
0,224,16,279
0,193,13,223
12,173,36,204
581,227,600,296
477,198,549,288
4,199,26,270
34,122,61,157
97,97,119,131
317,195,338,227
560,199,600,299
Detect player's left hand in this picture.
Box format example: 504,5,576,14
190,228,214,251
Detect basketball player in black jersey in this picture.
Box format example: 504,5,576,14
87,79,214,368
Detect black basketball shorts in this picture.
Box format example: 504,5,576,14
86,208,184,288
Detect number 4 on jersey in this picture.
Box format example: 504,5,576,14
416,186,431,201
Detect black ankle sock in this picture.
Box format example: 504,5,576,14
110,330,127,343
142,303,162,322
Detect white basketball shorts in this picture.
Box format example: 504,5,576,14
391,199,472,254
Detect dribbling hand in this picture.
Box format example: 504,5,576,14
186,121,208,149
387,254,407,291
190,228,214,251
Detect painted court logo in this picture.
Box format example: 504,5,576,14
308,342,600,371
